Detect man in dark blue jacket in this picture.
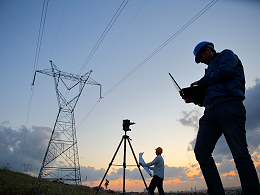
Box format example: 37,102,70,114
183,41,260,195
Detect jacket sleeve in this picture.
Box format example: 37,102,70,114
198,50,239,85
142,156,159,167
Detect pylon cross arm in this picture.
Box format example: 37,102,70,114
36,69,90,82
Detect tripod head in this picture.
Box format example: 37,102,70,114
122,119,135,131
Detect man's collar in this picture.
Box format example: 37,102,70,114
208,52,218,65
212,52,218,60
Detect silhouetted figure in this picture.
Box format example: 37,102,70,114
181,41,260,195
140,147,165,195
104,179,109,189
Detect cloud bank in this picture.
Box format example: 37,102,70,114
0,121,201,185
0,122,51,173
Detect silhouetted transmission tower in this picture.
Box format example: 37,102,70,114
34,60,101,185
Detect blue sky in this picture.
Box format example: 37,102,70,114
1,0,260,192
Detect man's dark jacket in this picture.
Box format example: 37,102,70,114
197,49,245,106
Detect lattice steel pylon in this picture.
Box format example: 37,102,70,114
34,60,101,185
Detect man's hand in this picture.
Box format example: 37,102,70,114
179,81,199,103
180,91,190,102
190,81,198,87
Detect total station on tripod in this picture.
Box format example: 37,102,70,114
122,119,135,131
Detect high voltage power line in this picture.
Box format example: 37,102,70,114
92,0,149,72
102,0,218,98
77,0,219,129
26,0,50,128
50,0,68,59
23,0,50,171
64,0,129,99
77,0,129,75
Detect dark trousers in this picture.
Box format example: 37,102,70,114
148,175,165,195
194,100,260,195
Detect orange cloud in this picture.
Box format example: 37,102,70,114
251,151,260,168
185,167,200,177
221,171,236,177
165,178,189,185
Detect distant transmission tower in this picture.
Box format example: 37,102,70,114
34,60,101,185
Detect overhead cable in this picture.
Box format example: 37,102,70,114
26,0,50,127
33,0,50,78
77,0,218,128
77,0,129,75
24,0,50,170
67,0,129,98
77,0,149,129
92,0,149,72
77,99,101,129
102,0,218,98
50,0,68,59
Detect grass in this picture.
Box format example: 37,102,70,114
0,168,113,195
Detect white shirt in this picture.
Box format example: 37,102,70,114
142,154,164,179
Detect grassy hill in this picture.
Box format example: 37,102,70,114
0,168,113,195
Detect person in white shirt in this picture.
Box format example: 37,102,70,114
139,147,165,195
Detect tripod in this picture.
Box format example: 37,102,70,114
94,120,149,195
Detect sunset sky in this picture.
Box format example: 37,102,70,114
1,0,260,192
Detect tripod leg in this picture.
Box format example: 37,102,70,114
94,136,124,195
123,135,127,194
126,137,150,194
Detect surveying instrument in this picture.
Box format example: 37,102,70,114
94,119,149,195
